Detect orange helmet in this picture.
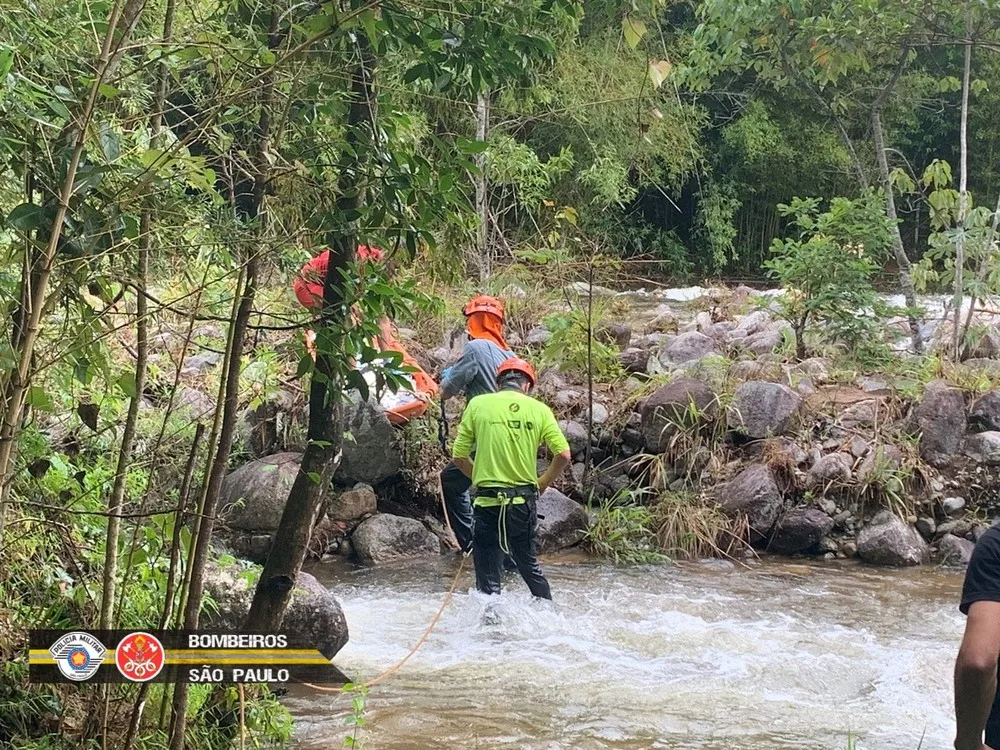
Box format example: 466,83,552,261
497,356,536,387
463,295,504,321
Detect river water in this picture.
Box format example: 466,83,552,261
286,556,965,750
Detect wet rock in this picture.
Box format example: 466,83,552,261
938,534,976,567
842,540,858,558
660,332,718,364
328,484,377,523
351,514,439,565
965,432,1000,465
839,400,878,430
916,517,937,539
768,508,834,555
640,378,718,453
970,390,1000,432
597,323,632,349
856,511,929,567
536,488,588,553
619,347,650,374
728,381,802,439
807,453,853,486
219,452,305,532
558,420,590,458
937,519,974,539
817,536,840,554
912,380,966,467
833,510,852,530
713,464,784,543
338,396,403,486
554,390,583,410
203,562,348,659
942,496,967,516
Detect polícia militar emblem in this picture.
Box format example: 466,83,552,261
49,632,106,681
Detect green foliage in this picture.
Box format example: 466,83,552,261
539,307,624,381
343,683,369,748
765,192,897,364
585,493,667,565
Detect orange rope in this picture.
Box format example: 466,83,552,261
301,473,469,694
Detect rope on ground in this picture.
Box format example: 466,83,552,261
301,472,468,694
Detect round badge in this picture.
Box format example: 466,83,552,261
115,632,165,682
49,632,106,681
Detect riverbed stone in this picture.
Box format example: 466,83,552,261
728,381,802,439
942,496,967,516
916,517,937,539
620,347,650,374
525,326,552,346
912,380,967,467
558,420,590,458
938,533,976,567
597,323,632,349
328,484,377,523
807,452,853,486
964,432,1000,465
970,390,1000,432
729,359,783,382
742,329,784,356
203,562,349,660
338,395,403,486
536,488,589,553
856,511,929,567
640,378,718,453
660,332,718,364
713,464,784,543
218,452,304,532
351,514,439,565
175,386,216,419
768,508,834,555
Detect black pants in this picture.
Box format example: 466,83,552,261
441,462,475,552
473,497,551,600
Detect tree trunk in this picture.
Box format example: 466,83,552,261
244,18,375,635
473,91,491,280
952,3,973,361
872,107,924,354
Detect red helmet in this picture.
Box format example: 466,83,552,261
356,245,385,263
497,356,536,387
463,294,505,320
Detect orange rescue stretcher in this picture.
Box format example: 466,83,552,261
294,254,438,426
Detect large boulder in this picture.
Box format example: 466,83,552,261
640,378,718,454
728,381,802,439
970,390,1000,432
351,514,439,565
597,323,632,349
912,380,967,467
536,488,588,553
938,533,975,567
237,390,302,458
328,484,378,523
203,562,348,660
619,347,650,374
713,464,784,543
338,396,402,485
964,432,1000,465
768,508,834,555
856,511,929,566
661,332,718,364
558,420,590,458
219,452,304,532
175,386,216,419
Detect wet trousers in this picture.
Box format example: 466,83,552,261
473,496,551,600
440,462,475,552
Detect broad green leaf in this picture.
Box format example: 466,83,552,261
0,48,12,78
622,16,646,49
118,372,137,398
26,385,54,412
6,203,41,231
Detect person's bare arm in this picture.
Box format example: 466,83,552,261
538,450,571,494
454,456,474,478
955,600,1000,750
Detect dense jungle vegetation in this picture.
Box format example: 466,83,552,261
2,0,1000,747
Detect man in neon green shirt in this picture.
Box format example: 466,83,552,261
452,357,571,599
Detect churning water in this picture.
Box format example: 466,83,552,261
286,556,964,749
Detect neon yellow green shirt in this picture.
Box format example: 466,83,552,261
452,388,570,506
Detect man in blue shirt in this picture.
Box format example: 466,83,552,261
439,295,513,552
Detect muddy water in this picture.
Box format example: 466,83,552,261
286,557,964,750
